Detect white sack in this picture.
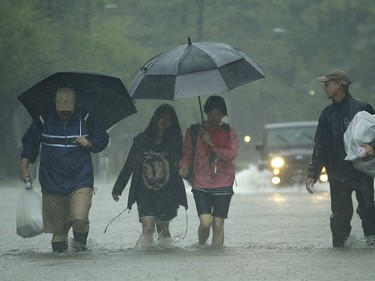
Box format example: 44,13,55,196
16,184,44,238
344,111,375,177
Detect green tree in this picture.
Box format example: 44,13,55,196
2,0,375,178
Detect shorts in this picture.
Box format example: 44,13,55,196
136,192,178,223
42,187,93,234
192,189,233,218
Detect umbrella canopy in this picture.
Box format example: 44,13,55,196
17,71,137,130
129,37,265,100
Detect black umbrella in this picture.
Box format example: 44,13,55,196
17,71,137,131
129,38,265,123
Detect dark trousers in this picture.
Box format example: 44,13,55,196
329,175,375,246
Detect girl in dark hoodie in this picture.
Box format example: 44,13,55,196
112,104,188,247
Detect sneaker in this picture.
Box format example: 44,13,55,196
156,236,173,247
73,231,88,251
52,241,68,253
366,235,375,246
135,235,155,249
72,240,87,251
332,239,346,248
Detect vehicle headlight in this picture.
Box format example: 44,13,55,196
273,168,280,175
319,167,328,182
270,157,285,169
319,174,328,182
271,176,281,185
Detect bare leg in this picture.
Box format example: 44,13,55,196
198,214,213,245
141,217,156,247
156,222,171,238
212,217,225,247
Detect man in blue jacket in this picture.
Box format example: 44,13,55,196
19,87,109,253
306,69,375,247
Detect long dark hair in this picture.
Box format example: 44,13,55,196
143,104,183,156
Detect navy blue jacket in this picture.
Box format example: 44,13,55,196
21,110,109,195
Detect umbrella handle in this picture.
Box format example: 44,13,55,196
79,106,82,136
198,96,205,129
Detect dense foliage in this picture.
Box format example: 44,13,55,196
1,0,375,178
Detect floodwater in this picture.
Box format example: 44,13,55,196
1,165,374,281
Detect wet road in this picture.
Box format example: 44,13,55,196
1,165,374,281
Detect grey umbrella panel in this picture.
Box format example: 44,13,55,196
130,41,265,100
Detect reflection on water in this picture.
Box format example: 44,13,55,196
268,193,287,203
235,163,329,194
311,192,330,202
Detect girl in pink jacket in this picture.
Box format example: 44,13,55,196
179,96,239,247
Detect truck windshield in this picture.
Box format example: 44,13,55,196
267,126,316,150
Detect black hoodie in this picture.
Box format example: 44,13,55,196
112,133,188,210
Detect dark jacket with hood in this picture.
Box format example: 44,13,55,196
112,133,188,210
308,93,375,181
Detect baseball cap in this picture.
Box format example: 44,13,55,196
317,69,351,85
55,88,76,111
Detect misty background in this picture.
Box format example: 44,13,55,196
1,0,375,181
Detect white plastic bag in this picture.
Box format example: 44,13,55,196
344,111,375,177
16,182,44,238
